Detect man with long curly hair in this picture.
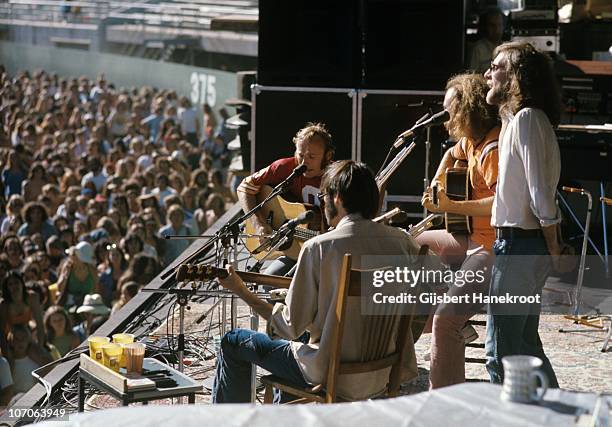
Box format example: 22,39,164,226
417,72,501,389
484,42,562,387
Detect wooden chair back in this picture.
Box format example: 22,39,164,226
323,253,416,402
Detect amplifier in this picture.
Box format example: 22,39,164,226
556,125,612,182
511,33,559,52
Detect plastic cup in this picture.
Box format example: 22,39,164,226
124,343,146,374
88,336,110,362
112,333,135,368
112,333,135,344
101,343,123,372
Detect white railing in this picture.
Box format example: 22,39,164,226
1,0,257,29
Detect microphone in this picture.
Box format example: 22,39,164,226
275,163,307,193
252,211,314,255
279,210,314,232
393,110,450,149
286,163,307,182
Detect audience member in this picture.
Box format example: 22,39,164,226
0,69,238,396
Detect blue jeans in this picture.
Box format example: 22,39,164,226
485,236,559,387
212,328,308,403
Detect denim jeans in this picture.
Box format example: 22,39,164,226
485,235,559,387
212,328,308,403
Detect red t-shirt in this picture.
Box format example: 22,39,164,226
240,157,322,205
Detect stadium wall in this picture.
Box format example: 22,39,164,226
0,41,237,111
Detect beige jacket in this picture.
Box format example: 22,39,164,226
268,214,431,400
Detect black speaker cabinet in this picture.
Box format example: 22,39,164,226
362,0,465,90
252,86,357,172
257,0,362,88
357,90,447,215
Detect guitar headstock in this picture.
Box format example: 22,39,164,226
175,264,228,282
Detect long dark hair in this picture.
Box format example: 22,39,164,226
493,42,561,126
1,271,28,304
44,305,74,341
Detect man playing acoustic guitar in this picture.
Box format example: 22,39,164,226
237,122,335,275
416,73,501,389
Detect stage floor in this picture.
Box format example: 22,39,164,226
87,282,611,410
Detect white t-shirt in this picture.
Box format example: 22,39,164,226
178,107,198,134
81,171,108,192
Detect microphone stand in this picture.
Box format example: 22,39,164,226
157,168,302,403
249,226,297,273
160,169,301,282
423,125,432,218
376,112,430,178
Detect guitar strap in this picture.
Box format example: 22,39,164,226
478,140,498,166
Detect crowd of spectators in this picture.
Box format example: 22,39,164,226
0,66,238,404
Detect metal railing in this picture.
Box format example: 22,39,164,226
0,0,258,31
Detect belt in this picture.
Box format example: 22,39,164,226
495,227,543,239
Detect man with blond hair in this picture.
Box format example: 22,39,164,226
237,122,335,275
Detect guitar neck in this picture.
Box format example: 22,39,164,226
176,264,292,289
293,227,319,240
236,270,291,289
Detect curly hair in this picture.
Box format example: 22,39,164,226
22,201,49,223
493,42,561,125
445,73,500,141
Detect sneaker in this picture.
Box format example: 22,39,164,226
462,324,478,344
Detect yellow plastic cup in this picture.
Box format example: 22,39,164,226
112,333,135,344
101,343,123,372
88,336,110,362
112,334,135,368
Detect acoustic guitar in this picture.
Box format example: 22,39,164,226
438,167,472,234
243,185,322,261
244,186,407,260
176,263,291,288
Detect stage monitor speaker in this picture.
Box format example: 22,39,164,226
358,91,446,214
252,86,356,173
362,0,465,90
257,0,362,88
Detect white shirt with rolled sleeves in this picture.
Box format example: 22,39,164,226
492,108,561,229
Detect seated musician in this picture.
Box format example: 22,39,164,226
213,160,429,402
415,73,501,389
236,122,334,276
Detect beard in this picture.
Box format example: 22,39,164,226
486,81,508,106
324,199,338,225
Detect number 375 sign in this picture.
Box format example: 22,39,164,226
190,72,217,107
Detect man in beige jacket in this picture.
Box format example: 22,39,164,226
213,160,429,403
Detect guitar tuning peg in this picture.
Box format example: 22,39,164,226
188,264,197,280
175,264,189,282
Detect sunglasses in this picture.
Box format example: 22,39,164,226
316,192,328,204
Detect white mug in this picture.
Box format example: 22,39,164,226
501,355,548,403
